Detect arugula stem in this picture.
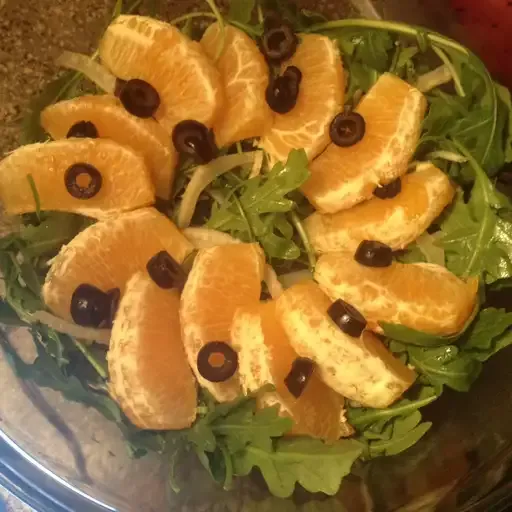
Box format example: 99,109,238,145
289,211,316,271
451,139,496,278
26,174,41,223
431,45,465,97
230,20,262,37
71,338,108,380
169,12,217,26
307,19,468,54
232,195,255,241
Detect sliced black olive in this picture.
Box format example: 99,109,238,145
172,120,218,164
261,21,298,63
355,240,394,268
263,11,282,31
119,78,160,118
197,341,238,383
146,250,187,291
329,111,366,147
65,163,102,199
67,121,98,139
283,65,302,85
327,299,367,338
266,69,301,114
284,357,315,398
71,284,111,328
373,178,402,199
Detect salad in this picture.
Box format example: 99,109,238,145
1,0,512,508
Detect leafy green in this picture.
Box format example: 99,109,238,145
207,150,310,259
390,342,481,392
353,30,394,73
233,437,364,498
228,0,256,24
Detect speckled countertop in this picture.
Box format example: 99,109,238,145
0,486,31,512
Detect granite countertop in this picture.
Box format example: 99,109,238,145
0,486,31,512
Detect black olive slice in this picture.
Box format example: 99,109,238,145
327,299,367,338
71,284,111,328
118,78,160,118
265,68,301,114
67,121,98,139
329,111,366,147
65,163,102,199
146,250,187,291
373,178,402,199
197,341,238,383
355,240,394,268
261,21,298,63
284,357,315,398
172,120,218,164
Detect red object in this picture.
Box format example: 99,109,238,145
451,0,512,86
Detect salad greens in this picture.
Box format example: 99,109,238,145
3,0,512,505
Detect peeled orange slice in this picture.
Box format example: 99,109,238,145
99,15,223,132
303,73,427,213
305,163,455,254
276,281,416,408
41,95,177,199
180,243,265,402
0,139,154,219
232,301,352,441
108,272,197,430
260,34,344,163
315,253,478,335
201,23,271,147
43,208,193,322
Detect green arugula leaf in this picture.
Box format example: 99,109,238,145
391,342,481,392
463,307,512,351
211,403,293,453
396,45,419,71
0,300,29,326
19,213,88,257
347,385,439,430
228,0,256,24
353,30,394,72
207,150,310,260
232,437,364,498
366,420,432,458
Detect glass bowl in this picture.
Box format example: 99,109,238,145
1,1,512,511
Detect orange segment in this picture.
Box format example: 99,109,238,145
201,23,271,147
305,163,455,254
41,95,177,199
108,272,197,430
232,301,352,441
99,15,223,132
276,281,416,408
303,73,427,213
180,243,265,402
315,253,478,335
0,139,154,219
260,34,344,163
43,208,193,322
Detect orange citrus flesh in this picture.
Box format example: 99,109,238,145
232,301,352,441
315,253,479,335
43,208,193,322
201,23,272,148
108,272,197,430
305,163,455,254
0,139,154,219
303,73,427,213
41,95,177,200
276,281,416,408
99,15,223,133
260,34,344,163
180,243,265,402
